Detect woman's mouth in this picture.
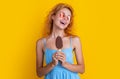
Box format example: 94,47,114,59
60,20,66,25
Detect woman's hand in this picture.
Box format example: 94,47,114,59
56,52,66,66
52,53,59,66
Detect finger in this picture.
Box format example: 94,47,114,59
59,52,66,57
55,53,58,56
53,56,58,61
58,54,65,59
58,56,64,61
57,54,63,57
56,52,64,54
58,56,66,61
52,54,55,58
53,55,58,60
58,56,63,58
53,53,58,58
57,53,64,57
58,58,64,62
58,52,64,54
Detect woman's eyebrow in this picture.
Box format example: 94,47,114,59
60,11,71,16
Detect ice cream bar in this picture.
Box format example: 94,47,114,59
55,36,63,51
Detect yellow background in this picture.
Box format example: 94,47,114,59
0,0,120,79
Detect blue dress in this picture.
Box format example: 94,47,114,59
42,37,80,79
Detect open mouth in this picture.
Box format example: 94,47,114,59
60,21,66,25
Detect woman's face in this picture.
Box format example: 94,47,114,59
52,8,72,30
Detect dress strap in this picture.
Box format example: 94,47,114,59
70,36,72,47
42,38,46,48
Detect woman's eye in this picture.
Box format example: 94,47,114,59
59,12,65,18
59,12,70,21
67,16,70,20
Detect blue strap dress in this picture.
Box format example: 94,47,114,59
42,37,80,79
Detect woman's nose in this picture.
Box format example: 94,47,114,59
62,15,68,21
63,16,68,21
59,12,69,21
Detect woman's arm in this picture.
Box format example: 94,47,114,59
62,36,85,74
36,39,55,77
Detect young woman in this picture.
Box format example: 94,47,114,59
36,3,85,79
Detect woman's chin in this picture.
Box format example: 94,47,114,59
58,25,67,30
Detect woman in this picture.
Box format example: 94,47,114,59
36,3,85,79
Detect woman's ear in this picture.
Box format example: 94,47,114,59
51,15,55,20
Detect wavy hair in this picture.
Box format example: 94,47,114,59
45,3,74,36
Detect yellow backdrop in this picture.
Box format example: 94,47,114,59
0,0,120,79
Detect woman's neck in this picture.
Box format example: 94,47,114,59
50,25,67,39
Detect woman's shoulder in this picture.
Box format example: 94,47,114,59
70,35,81,40
36,38,43,47
70,35,81,44
36,37,47,45
36,35,51,43
69,35,82,49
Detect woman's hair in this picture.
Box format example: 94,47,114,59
45,3,74,36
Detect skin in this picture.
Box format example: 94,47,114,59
36,8,85,77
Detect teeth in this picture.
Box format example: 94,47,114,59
60,21,65,25
60,21,63,24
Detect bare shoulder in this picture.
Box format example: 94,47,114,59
71,35,81,42
71,35,82,48
36,37,46,49
36,38,43,45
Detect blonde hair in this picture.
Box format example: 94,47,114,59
45,3,74,36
